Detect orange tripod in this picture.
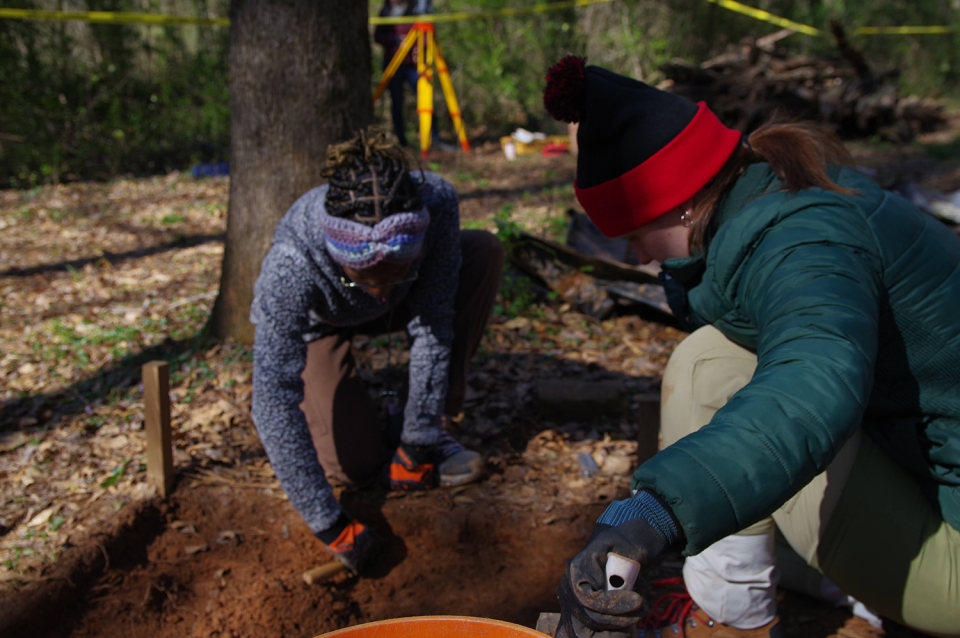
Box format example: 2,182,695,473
373,22,471,158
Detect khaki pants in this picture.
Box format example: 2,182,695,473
662,325,960,636
298,230,505,487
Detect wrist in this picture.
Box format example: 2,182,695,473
315,511,350,544
597,490,682,546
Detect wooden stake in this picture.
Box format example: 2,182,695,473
143,361,174,497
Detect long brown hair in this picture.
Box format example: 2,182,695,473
688,120,858,252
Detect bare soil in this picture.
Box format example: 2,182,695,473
35,484,605,638
10,479,920,638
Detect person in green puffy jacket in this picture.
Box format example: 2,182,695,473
543,56,960,638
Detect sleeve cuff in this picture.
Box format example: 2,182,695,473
315,511,349,544
597,490,682,545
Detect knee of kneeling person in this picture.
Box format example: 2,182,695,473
478,229,507,258
660,325,758,444
462,229,507,270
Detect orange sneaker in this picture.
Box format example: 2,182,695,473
387,430,483,490
387,444,436,490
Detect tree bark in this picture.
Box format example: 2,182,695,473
211,0,373,344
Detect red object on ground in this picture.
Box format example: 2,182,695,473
541,143,570,157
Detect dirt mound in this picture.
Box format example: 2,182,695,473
38,483,602,638
0,475,922,638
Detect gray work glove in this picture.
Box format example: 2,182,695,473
556,492,681,638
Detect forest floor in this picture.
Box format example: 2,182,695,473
1,126,958,637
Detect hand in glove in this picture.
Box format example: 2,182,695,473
555,491,681,638
316,513,380,575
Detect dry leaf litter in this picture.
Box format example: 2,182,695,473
0,150,684,588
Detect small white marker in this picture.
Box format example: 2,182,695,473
605,553,642,591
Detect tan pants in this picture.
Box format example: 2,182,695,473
299,230,504,487
662,325,960,636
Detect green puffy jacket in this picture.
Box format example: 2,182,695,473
632,162,960,555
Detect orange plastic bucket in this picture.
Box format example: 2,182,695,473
317,615,547,638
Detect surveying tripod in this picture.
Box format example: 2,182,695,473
373,22,471,158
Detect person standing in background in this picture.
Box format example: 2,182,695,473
374,0,437,148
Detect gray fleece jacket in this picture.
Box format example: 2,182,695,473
250,171,461,534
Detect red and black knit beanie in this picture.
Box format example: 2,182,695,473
544,56,741,238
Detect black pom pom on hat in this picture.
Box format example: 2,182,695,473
543,55,587,123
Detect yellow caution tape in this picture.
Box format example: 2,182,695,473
0,8,227,26
0,1,952,37
0,1,614,27
704,0,820,36
703,1,954,37
855,25,955,35
370,0,614,25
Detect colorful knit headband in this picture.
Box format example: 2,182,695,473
320,205,430,270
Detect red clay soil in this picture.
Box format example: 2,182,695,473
6,479,920,638
45,484,604,638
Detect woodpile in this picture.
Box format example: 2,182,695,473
660,22,945,141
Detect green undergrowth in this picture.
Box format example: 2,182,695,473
5,0,957,188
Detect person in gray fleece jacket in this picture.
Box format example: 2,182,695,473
250,129,504,574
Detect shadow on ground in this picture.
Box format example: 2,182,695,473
0,232,224,279
1,333,209,431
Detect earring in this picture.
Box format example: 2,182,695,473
680,209,694,228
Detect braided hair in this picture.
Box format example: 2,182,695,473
321,128,423,225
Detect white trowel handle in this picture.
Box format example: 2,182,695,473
605,553,642,591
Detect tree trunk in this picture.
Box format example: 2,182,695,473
211,0,373,344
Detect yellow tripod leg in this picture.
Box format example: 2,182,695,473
373,28,419,103
417,27,435,158
434,41,471,152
